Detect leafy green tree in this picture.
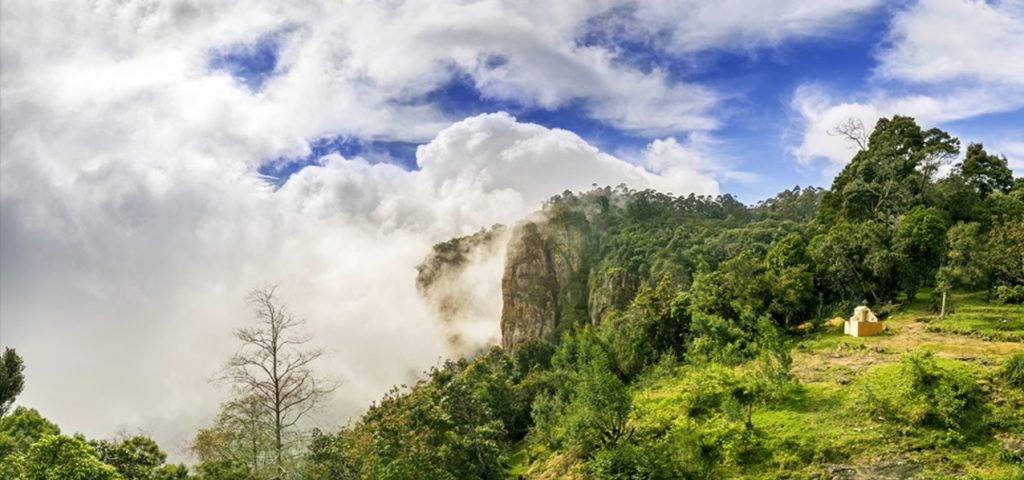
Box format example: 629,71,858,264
820,115,959,224
764,234,814,327
960,143,1014,197
0,407,60,458
765,265,814,328
0,451,26,479
531,327,631,454
22,434,122,480
457,348,525,439
192,459,249,480
511,339,556,379
687,251,771,326
765,233,808,272
92,436,167,480
561,356,631,453
933,173,981,224
986,218,1024,288
755,186,825,222
718,252,770,316
894,206,947,298
981,190,1024,224
302,428,358,480
935,222,986,316
151,464,189,480
607,275,690,378
810,219,904,304
192,395,274,479
0,348,26,418
319,355,514,480
587,441,674,480
740,320,794,429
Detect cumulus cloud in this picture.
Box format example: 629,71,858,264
789,0,1024,173
876,0,1024,86
641,134,758,192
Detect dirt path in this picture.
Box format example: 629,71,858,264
792,315,1024,384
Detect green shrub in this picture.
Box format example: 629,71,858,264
587,442,674,480
527,328,631,454
859,350,986,431
1001,352,1024,389
994,285,1024,304
633,363,771,471
529,391,565,449
512,339,556,378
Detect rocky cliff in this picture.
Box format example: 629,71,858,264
498,210,639,351
419,189,678,352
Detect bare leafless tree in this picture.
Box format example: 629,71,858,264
222,286,335,479
828,117,869,151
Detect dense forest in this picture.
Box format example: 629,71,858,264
2,115,1023,479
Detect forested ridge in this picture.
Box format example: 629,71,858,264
2,115,1023,479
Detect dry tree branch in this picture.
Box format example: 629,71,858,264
828,117,868,151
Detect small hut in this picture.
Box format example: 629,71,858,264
844,305,884,337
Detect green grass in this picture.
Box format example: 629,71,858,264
742,355,1024,479
926,293,1024,342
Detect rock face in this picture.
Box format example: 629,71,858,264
499,214,639,351
414,212,635,353
420,192,656,353
500,222,563,351
587,266,640,327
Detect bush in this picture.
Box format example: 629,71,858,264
654,364,769,463
512,339,556,378
994,285,1024,304
859,350,985,431
587,442,674,480
529,328,632,454
1001,352,1024,389
194,459,250,480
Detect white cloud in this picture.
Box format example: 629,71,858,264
789,0,1024,174
995,140,1024,173
626,0,883,53
876,0,1024,85
0,0,889,144
641,134,758,191
788,84,887,171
